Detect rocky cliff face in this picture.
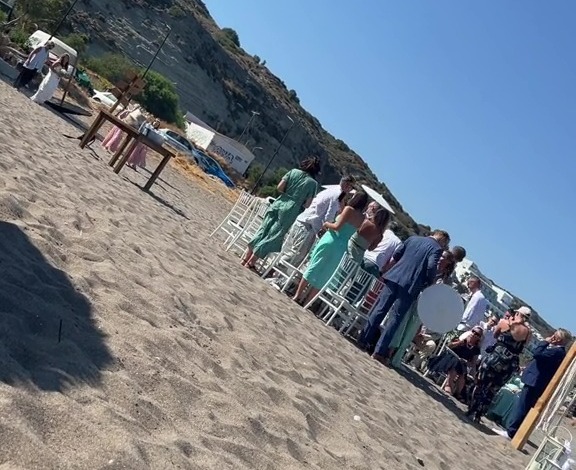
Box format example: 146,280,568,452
69,0,428,238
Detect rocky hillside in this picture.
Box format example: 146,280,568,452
65,0,429,239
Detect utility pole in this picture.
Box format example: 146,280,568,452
238,110,259,142
251,116,294,194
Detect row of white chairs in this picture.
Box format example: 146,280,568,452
210,190,273,255
211,191,383,339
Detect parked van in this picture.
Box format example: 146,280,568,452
26,30,78,67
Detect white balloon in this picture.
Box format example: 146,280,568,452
417,284,464,334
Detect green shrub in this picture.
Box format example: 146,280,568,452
168,5,186,18
62,33,89,55
9,29,29,49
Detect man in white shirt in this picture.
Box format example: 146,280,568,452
362,225,402,277
14,41,55,91
279,175,356,267
457,276,488,331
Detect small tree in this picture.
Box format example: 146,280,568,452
63,33,89,55
136,71,185,128
221,27,240,47
288,89,299,103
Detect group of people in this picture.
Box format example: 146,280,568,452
237,160,572,437
240,163,398,310
14,40,72,105
14,40,156,170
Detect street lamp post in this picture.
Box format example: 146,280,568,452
142,25,172,79
251,146,263,154
49,0,80,40
238,110,259,143
251,116,295,194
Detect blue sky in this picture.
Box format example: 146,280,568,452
203,0,575,330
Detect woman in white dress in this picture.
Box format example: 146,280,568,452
31,54,71,104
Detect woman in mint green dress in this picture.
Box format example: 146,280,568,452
292,191,369,305
242,157,320,269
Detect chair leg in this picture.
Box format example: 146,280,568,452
325,306,344,327
304,289,323,310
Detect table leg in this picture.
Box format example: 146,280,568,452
143,155,172,191
80,113,104,149
108,134,133,167
114,139,139,174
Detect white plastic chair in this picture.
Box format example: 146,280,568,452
261,238,318,292
341,276,386,337
303,252,360,317
321,267,375,327
225,198,270,255
210,190,258,245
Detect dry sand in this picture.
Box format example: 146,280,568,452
0,80,531,469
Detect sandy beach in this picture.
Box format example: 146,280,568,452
0,81,530,469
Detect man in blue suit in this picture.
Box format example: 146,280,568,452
357,229,450,364
495,328,572,439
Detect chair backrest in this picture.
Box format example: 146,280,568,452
324,253,360,296
228,190,257,223
347,268,376,305
357,277,386,315
241,199,270,238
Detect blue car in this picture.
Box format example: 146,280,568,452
192,149,235,188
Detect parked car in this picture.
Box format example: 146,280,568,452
91,90,123,110
156,128,195,156
192,149,235,188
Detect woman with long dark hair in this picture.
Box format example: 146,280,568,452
242,156,321,270
292,190,370,305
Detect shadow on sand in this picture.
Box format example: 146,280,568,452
0,221,112,391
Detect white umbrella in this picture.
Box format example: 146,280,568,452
321,184,356,194
361,184,395,214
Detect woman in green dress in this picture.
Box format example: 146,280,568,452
242,157,320,270
292,191,370,305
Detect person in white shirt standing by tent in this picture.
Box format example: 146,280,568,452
457,276,488,331
14,41,55,91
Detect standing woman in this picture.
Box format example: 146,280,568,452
348,202,392,263
467,307,532,423
242,156,321,270
101,107,134,152
31,53,71,104
126,119,161,171
292,191,369,305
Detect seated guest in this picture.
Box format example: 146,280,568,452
404,325,441,370
428,326,482,397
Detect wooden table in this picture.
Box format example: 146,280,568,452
79,109,139,169
80,110,176,192
112,133,177,192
